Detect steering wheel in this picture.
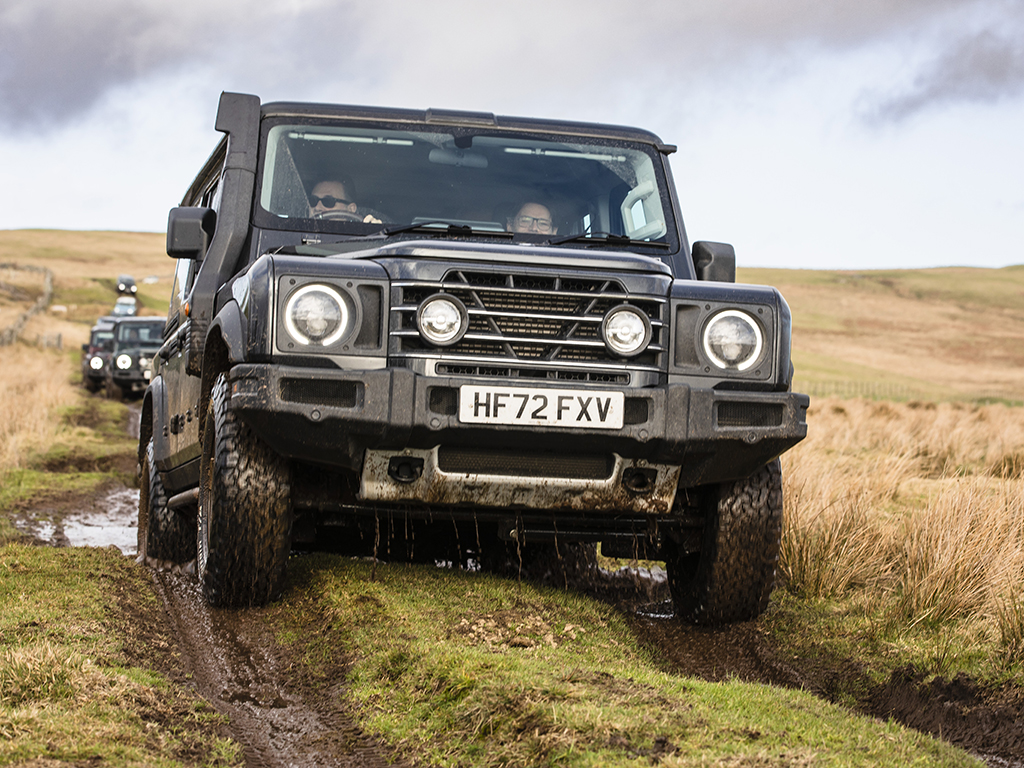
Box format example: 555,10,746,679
314,210,366,222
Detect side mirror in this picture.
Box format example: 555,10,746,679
166,207,216,260
692,241,736,283
81,343,89,353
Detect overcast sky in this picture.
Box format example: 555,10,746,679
1,0,1022,269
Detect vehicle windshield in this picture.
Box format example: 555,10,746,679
117,322,164,346
91,330,113,345
256,122,676,247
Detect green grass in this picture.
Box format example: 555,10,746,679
0,544,242,766
0,392,138,544
271,556,981,767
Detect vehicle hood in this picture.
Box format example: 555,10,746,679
325,239,673,276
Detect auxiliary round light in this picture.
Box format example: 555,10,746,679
89,356,104,370
285,284,348,346
601,305,651,357
115,354,133,370
416,294,468,346
703,310,763,371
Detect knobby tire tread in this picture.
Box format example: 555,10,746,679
139,437,194,563
669,459,784,625
199,373,292,608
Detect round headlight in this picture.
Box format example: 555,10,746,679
703,310,763,371
89,356,104,370
115,354,132,370
285,284,349,346
416,295,468,346
601,305,651,357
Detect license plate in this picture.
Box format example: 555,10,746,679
459,385,624,429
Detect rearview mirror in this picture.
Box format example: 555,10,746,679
692,241,736,283
166,207,216,260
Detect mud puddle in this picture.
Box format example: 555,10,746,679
14,485,138,555
149,568,403,768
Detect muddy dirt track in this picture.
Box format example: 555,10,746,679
12,406,1024,767
149,568,401,768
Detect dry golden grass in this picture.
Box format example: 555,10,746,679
0,345,81,470
0,230,166,280
0,230,171,334
743,266,1024,402
781,397,1024,661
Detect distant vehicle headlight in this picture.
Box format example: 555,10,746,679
416,294,468,346
703,310,763,371
284,284,348,346
601,305,651,357
89,356,104,370
115,354,133,370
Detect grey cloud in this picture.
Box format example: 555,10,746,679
866,24,1024,122
0,1,214,130
0,0,360,131
2,0,1021,133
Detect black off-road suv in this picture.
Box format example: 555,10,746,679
104,316,165,399
139,92,808,620
81,316,115,392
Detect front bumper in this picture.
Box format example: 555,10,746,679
228,363,808,512
110,368,152,392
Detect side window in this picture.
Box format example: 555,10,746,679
166,257,195,335
200,178,221,211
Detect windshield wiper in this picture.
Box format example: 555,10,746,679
545,231,671,248
382,221,513,239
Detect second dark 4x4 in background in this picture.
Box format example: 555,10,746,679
139,92,808,620
104,316,164,400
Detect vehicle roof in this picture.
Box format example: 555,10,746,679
111,316,165,324
260,101,673,150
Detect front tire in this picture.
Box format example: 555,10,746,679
138,437,195,563
667,459,784,624
198,372,293,607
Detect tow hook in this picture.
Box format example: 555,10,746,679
388,456,424,483
622,467,657,495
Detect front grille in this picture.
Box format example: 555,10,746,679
438,447,614,479
393,268,666,379
717,401,784,428
280,378,359,408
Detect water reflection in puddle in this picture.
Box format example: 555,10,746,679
62,487,139,555
14,486,139,556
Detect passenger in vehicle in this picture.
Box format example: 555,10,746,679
308,179,383,223
507,202,557,235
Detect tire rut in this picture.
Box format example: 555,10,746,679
150,567,400,768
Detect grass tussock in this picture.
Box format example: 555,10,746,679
781,398,1024,669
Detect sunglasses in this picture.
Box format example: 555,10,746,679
309,195,351,208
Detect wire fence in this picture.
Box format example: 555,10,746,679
796,380,923,401
0,263,54,347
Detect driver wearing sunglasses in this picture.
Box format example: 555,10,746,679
307,179,383,223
